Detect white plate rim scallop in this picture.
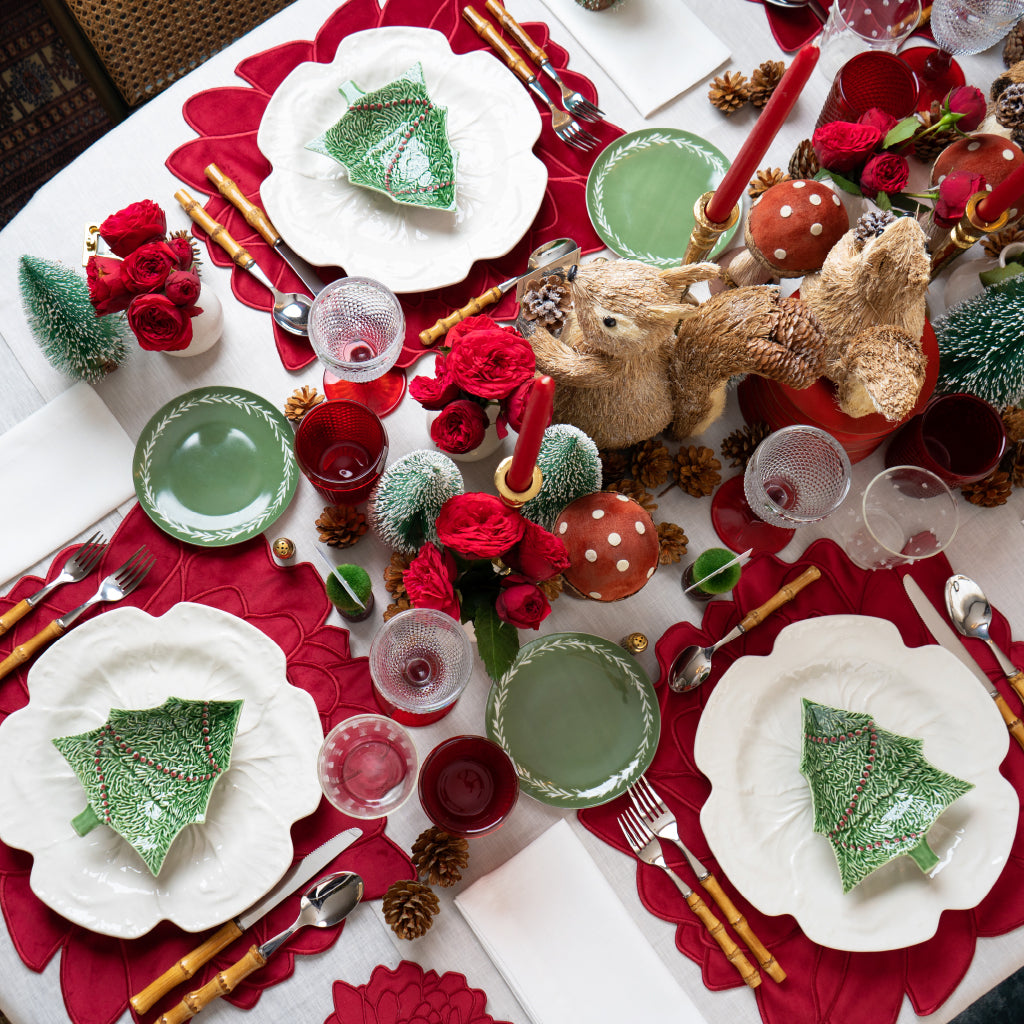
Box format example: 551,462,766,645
693,614,1017,951
257,26,548,293
0,602,323,938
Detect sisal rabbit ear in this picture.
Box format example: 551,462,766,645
658,263,722,289
647,303,698,328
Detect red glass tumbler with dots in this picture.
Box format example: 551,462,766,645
294,398,388,505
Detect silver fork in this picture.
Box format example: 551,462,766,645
0,532,108,636
628,775,786,982
618,807,761,989
464,6,599,152
0,546,156,680
483,0,605,122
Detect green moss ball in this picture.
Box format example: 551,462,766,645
325,564,373,612
692,548,743,595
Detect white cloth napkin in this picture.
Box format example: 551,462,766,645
536,0,730,117
0,382,135,587
455,820,707,1024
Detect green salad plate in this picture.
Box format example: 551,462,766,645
586,128,736,267
486,632,660,808
133,386,297,546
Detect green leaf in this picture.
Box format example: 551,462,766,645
471,602,519,681
883,117,920,149
817,169,863,197
874,192,893,211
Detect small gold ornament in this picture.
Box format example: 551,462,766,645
619,632,648,655
272,537,295,559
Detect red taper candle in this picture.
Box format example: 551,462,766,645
705,44,820,224
506,375,555,492
976,162,1024,222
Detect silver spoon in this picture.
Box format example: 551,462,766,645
160,871,363,1024
669,566,820,692
763,0,828,25
945,574,1024,704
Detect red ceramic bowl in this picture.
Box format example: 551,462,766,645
418,735,519,837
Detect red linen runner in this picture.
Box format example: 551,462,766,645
579,537,1024,1024
0,503,415,1024
166,0,622,372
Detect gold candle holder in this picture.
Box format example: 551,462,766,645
682,191,740,265
930,193,1010,278
493,456,543,508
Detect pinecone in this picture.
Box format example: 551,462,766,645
983,225,1024,259
991,61,1024,102
788,139,820,179
522,274,570,328
605,478,657,512
631,439,673,488
749,60,785,109
599,447,633,485
748,167,791,200
912,103,959,164
657,522,689,565
961,471,1013,507
411,826,470,887
673,445,722,497
539,574,563,601
709,71,749,115
721,421,771,469
854,209,897,244
382,879,440,940
315,504,368,548
1004,21,1024,67
1003,405,1024,443
383,595,413,621
383,551,411,598
1005,442,1024,487
995,83,1024,131
284,385,324,422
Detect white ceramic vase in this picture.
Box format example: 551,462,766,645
166,282,223,357
426,401,504,462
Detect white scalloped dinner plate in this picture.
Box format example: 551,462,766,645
694,615,1017,951
0,603,323,938
258,26,547,293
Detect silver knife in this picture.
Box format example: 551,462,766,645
129,826,362,1014
205,163,325,297
902,575,1024,752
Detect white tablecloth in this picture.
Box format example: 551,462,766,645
0,2,1021,1023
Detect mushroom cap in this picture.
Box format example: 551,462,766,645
554,492,659,602
931,134,1024,191
744,179,849,278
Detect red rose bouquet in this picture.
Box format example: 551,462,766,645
86,200,203,352
410,315,537,454
394,492,570,679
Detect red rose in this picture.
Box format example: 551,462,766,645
436,493,526,558
496,578,551,630
410,353,461,410
945,85,986,133
934,169,987,227
860,153,910,197
99,200,166,257
404,542,460,620
126,292,194,351
167,234,196,270
503,519,570,582
445,317,535,400
857,108,898,136
812,121,883,174
121,241,179,293
164,269,201,306
86,255,132,315
500,378,534,435
429,400,489,454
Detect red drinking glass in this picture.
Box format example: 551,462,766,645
418,735,519,837
884,392,1007,486
815,51,920,128
293,399,388,504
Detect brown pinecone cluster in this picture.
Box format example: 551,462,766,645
606,477,658,512
983,225,1024,260
720,422,771,469
522,274,571,329
315,504,368,547
709,61,785,115
911,101,960,164
382,879,440,940
1005,22,1024,67
657,522,689,564
959,404,1024,507
994,82,1024,148
788,139,819,179
673,445,722,497
283,385,324,422
412,826,469,888
382,551,412,620
748,167,791,200
598,446,632,485
631,439,673,488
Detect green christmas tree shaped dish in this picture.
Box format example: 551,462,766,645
306,62,458,212
799,699,973,894
53,696,243,875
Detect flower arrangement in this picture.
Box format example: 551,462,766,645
397,491,570,679
409,314,537,454
86,199,203,352
812,86,988,214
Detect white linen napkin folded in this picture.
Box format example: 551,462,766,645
455,819,708,1024
535,0,730,117
0,382,135,588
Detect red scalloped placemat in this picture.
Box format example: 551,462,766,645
579,537,1024,1024
166,0,622,372
0,503,415,1024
